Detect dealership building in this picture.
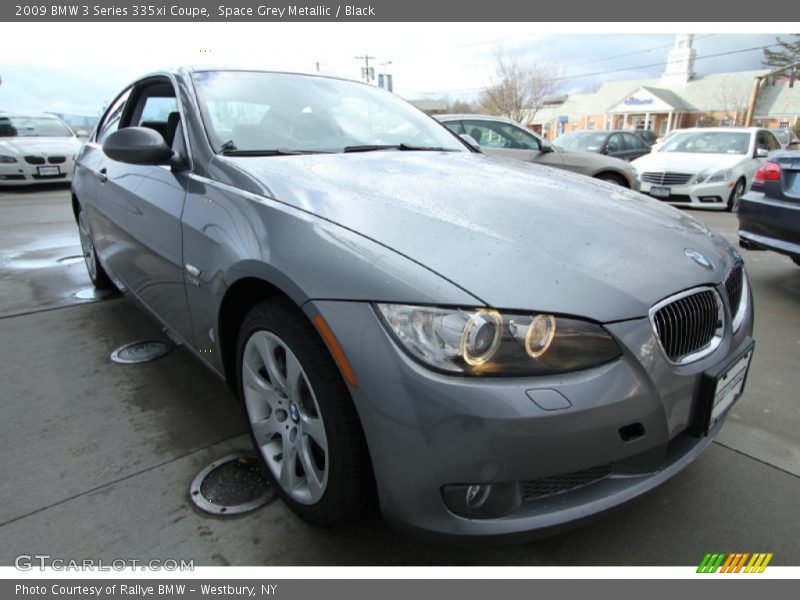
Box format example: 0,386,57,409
529,35,800,139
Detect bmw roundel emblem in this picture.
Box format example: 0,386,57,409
685,248,713,270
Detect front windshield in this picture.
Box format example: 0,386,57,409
0,116,74,138
660,131,751,155
553,132,608,151
191,70,466,154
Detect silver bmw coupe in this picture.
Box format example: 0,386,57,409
72,68,754,540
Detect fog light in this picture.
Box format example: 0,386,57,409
465,484,492,508
442,482,522,519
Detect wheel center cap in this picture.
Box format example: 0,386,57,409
289,403,300,423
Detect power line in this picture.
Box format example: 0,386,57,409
403,41,782,96
561,34,717,69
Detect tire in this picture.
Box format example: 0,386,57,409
594,172,629,188
236,299,375,527
77,209,114,290
727,178,746,213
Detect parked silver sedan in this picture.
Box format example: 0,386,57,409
73,68,754,540
437,114,640,189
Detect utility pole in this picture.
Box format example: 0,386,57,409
315,61,327,72
745,61,800,126
355,54,376,84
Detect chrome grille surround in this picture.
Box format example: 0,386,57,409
640,171,694,185
649,286,724,365
725,263,749,333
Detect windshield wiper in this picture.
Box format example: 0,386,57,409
221,148,304,156
343,143,456,153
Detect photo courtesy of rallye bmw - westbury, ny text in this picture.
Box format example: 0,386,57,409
15,584,277,597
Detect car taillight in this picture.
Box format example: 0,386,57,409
753,162,781,184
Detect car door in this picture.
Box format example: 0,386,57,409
90,77,194,341
462,119,563,168
604,133,625,160
622,133,649,161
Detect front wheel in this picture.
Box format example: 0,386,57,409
236,300,375,527
594,172,629,188
727,179,746,212
77,209,113,289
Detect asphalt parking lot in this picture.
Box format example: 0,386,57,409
1,184,799,566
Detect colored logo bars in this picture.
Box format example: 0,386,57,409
697,553,774,573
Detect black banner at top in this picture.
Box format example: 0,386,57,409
1,0,778,22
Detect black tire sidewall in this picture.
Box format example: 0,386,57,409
235,300,373,527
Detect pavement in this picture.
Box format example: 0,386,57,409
1,184,798,566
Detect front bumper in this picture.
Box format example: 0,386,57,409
0,160,75,185
738,193,800,260
305,286,754,540
639,179,735,210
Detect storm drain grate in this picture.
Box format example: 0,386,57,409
110,340,174,364
520,463,613,501
74,287,117,300
190,453,275,515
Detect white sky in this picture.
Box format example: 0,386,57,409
0,22,797,115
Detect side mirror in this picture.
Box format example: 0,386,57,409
755,147,770,159
103,127,174,165
459,133,481,151
540,140,554,153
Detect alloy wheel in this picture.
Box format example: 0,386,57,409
242,330,329,505
78,211,97,281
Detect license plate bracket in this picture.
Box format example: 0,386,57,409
649,185,671,198
37,165,60,177
689,339,754,436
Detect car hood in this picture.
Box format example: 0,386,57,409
632,151,746,173
0,136,82,156
217,152,737,322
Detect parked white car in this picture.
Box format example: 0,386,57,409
632,127,781,211
0,114,83,186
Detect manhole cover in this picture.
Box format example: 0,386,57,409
74,287,117,300
110,340,174,364
190,453,274,515
57,255,84,265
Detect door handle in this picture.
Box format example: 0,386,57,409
98,168,107,183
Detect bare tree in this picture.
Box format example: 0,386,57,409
479,53,560,124
714,75,760,126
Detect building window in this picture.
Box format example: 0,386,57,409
780,121,790,129
587,121,595,130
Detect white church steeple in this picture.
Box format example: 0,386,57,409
661,34,696,85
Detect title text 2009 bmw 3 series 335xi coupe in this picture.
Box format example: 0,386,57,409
72,68,754,541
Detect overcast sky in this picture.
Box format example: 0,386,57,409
0,23,792,116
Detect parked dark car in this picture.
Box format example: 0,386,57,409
738,151,800,266
636,129,658,146
553,130,651,162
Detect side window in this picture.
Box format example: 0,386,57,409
124,80,180,148
623,133,644,150
606,133,624,152
501,123,541,151
462,122,503,148
442,120,465,136
765,132,781,151
96,87,132,144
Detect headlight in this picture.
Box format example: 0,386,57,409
375,304,621,376
698,169,732,184
0,155,18,164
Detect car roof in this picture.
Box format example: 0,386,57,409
134,66,369,88
436,114,522,125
